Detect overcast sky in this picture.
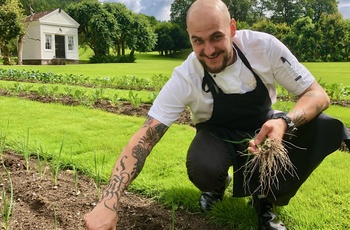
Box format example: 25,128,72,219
99,0,350,21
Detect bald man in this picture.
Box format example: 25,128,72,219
85,0,350,229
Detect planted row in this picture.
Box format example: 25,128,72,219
0,68,168,91
0,82,156,108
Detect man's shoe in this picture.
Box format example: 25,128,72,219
199,173,232,212
253,196,287,230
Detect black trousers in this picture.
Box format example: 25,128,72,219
186,113,350,206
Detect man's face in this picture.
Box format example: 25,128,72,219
187,16,235,74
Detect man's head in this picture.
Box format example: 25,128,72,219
186,0,236,73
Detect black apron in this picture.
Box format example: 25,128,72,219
196,43,350,205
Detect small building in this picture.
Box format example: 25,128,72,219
22,8,80,65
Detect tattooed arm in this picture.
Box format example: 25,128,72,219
84,115,169,230
286,81,330,127
249,80,330,151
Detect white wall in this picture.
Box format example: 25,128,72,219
22,22,41,60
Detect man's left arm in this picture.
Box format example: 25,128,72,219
249,80,330,150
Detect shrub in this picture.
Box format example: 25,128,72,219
89,54,136,63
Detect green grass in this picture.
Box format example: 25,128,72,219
0,53,350,229
303,62,350,85
0,52,183,79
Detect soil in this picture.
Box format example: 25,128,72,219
0,151,229,230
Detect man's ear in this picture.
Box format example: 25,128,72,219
230,18,237,37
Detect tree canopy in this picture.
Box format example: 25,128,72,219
0,0,24,64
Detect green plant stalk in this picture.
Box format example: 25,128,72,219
37,145,44,179
0,132,7,156
94,153,106,196
52,141,64,186
73,165,79,194
54,207,58,230
22,128,30,171
171,203,178,230
1,163,14,230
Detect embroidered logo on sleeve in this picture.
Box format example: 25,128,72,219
281,57,302,81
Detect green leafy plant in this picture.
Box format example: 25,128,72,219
37,85,49,96
128,90,142,108
110,93,120,106
91,88,105,101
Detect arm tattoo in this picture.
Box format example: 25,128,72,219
289,109,308,127
133,115,168,175
100,115,168,213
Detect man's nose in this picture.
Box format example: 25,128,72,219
204,43,215,56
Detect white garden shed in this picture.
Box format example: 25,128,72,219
22,8,80,65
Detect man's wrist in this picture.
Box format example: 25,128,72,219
271,113,297,137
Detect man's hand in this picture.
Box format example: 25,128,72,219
84,202,118,230
247,118,287,153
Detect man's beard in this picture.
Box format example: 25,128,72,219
199,51,232,73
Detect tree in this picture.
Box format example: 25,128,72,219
265,0,304,25
301,0,338,23
17,2,34,65
227,0,260,24
126,14,157,56
0,0,24,65
317,12,348,61
169,23,190,52
170,0,195,30
67,1,118,56
154,22,175,55
104,3,134,56
154,22,189,55
343,19,350,61
19,0,88,15
286,17,320,61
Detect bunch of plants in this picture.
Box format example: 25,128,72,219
0,68,168,91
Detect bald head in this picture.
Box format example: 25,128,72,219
186,0,231,29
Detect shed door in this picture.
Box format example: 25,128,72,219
55,35,65,58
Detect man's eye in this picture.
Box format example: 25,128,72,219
212,35,221,41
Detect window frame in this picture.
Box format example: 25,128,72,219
45,34,52,50
68,36,74,51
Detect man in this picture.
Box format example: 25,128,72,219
85,0,350,229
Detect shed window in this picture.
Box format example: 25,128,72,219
45,34,52,50
68,36,74,51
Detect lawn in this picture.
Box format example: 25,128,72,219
0,53,350,229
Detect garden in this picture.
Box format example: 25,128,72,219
0,53,350,229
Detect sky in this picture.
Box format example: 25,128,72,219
99,0,350,21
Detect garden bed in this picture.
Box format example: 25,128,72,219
0,151,229,230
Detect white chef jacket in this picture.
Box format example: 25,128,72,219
148,30,315,127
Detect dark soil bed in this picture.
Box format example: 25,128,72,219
0,93,229,230
0,151,229,230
